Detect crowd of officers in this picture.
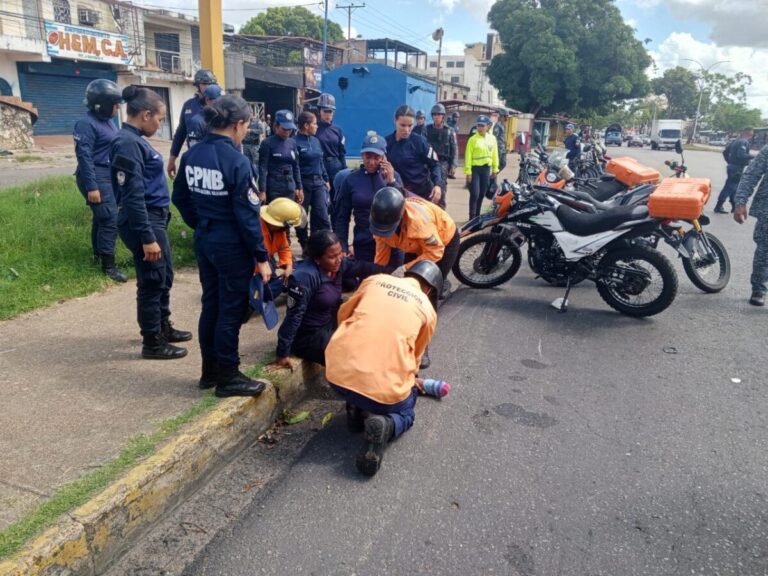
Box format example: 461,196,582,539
73,70,509,475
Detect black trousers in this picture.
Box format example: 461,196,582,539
469,165,491,220
291,322,335,366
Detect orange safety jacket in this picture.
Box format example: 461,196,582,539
260,220,292,268
325,274,437,404
374,196,457,268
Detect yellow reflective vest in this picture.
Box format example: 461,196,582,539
464,132,499,175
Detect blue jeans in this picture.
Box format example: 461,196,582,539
330,384,418,438
195,227,253,366
118,208,173,335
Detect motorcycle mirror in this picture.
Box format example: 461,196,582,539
674,139,683,154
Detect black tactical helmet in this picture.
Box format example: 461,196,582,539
84,79,123,118
318,93,336,110
369,187,405,237
193,69,217,85
405,260,443,306
431,103,446,115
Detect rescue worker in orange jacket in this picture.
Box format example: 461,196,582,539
325,259,442,476
371,187,459,284
259,197,307,296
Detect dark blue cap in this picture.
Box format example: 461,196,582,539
361,131,386,155
249,275,279,330
275,109,297,130
203,85,223,100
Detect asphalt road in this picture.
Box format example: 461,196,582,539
119,147,768,575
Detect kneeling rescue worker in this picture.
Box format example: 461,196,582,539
325,260,442,476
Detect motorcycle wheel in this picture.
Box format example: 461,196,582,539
681,231,730,293
452,232,522,289
596,246,678,317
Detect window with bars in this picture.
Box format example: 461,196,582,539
53,0,71,23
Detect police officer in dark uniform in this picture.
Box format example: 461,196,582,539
111,86,191,360
413,110,427,137
166,69,217,179
315,93,347,207
385,105,444,204
257,109,303,205
265,230,389,372
564,123,581,170
425,103,457,210
172,95,272,396
447,110,460,134
185,84,223,148
294,110,332,249
241,117,263,175
73,79,127,282
490,109,507,172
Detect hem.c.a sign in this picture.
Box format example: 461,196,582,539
45,21,130,66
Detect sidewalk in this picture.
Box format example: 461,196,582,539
0,153,519,573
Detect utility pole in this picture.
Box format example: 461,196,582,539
336,3,365,64
198,0,225,87
432,28,444,103
321,0,328,90
682,58,729,144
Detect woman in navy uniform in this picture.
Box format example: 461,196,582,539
315,93,347,208
266,230,389,372
167,69,217,179
73,79,127,282
385,105,444,204
257,110,303,205
172,95,272,397
334,131,404,264
294,111,332,250
111,86,191,360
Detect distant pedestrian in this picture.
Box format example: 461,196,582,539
715,127,755,213
172,94,271,396
315,93,347,210
167,69,217,179
489,109,507,172
257,110,303,204
733,144,768,306
413,110,427,137
425,103,457,210
464,115,499,220
111,86,191,360
564,123,581,169
294,111,332,252
385,105,444,204
73,79,127,282
447,111,460,134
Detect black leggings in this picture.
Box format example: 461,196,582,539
469,165,491,220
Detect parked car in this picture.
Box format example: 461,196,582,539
605,131,623,146
709,137,727,146
627,135,644,148
642,136,651,146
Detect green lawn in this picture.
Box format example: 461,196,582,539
0,175,195,320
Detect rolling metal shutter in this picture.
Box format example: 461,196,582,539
17,61,116,135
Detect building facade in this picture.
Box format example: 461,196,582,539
0,0,199,138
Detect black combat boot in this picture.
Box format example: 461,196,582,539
161,319,192,343
141,332,188,360
215,364,267,398
100,254,128,283
355,415,395,477
199,358,218,390
713,203,728,214
346,402,367,433
749,292,765,306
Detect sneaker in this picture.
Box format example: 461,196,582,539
355,415,395,477
749,292,765,306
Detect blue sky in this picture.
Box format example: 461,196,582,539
142,0,768,115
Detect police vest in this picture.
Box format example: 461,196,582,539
426,125,452,159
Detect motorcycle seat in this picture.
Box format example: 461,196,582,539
593,179,627,201
565,188,616,212
556,204,649,236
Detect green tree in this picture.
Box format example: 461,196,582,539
486,0,651,116
240,7,344,42
708,101,762,134
652,67,698,118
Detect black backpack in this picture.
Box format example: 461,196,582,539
722,140,734,163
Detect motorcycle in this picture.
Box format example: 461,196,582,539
453,181,679,317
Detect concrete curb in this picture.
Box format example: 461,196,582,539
0,361,328,576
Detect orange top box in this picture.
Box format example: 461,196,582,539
648,177,712,220
606,157,661,187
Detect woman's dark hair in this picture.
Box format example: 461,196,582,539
122,85,164,117
306,230,340,260
202,95,252,129
297,111,316,131
394,105,415,119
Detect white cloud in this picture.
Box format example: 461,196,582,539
428,0,495,20
664,0,768,48
650,32,768,116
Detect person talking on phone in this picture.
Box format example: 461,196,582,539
334,132,404,264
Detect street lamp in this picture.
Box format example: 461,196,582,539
682,58,729,143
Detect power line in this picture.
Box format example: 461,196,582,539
336,3,364,62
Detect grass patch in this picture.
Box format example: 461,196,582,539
0,175,195,320
12,155,44,163
0,393,220,560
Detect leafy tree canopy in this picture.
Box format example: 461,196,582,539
652,67,698,118
708,101,762,134
240,7,344,42
487,0,651,116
